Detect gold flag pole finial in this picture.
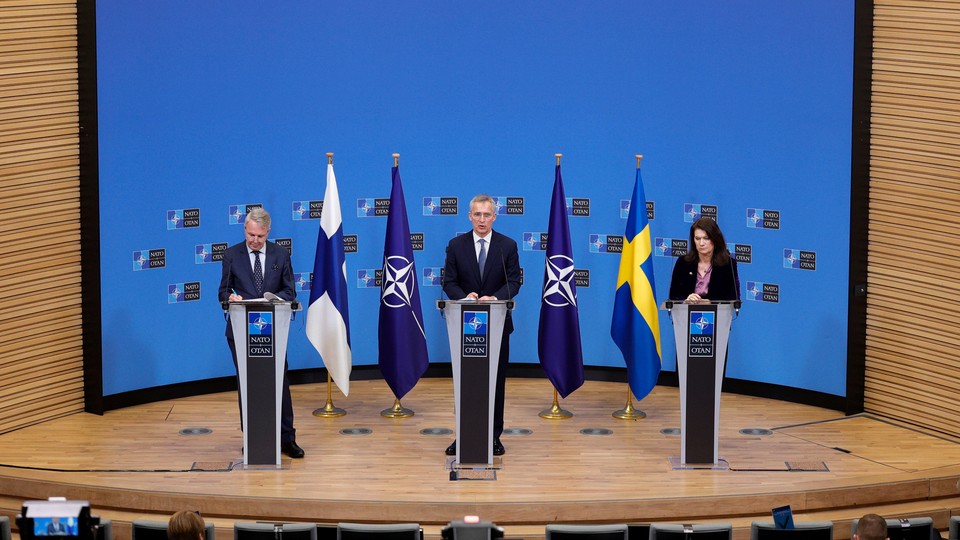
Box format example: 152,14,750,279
392,153,400,167
555,153,563,166
326,152,334,165
313,372,347,418
635,154,643,169
613,384,647,420
539,388,573,419
381,398,414,418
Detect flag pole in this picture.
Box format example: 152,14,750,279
311,152,349,419
380,152,416,419
538,153,575,420
613,384,646,420
314,372,347,418
612,154,649,420
539,388,573,419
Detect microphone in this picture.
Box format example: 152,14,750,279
728,250,741,315
500,251,514,311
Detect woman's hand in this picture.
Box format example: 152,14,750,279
686,293,703,303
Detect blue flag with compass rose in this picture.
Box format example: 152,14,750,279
378,164,430,399
537,164,585,398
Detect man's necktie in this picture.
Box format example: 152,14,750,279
478,238,487,275
253,250,263,296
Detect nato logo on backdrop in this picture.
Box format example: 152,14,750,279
292,200,323,220
357,198,390,217
410,233,424,251
684,203,718,222
655,238,688,258
619,200,656,220
746,208,781,229
494,196,524,215
589,234,623,253
357,269,382,288
195,243,228,264
167,208,200,230
133,249,165,271
746,281,779,303
566,197,590,216
784,249,817,270
523,232,547,251
275,238,292,256
295,272,312,293
423,197,458,216
168,282,200,304
344,234,358,253
573,269,590,288
228,204,262,225
422,267,443,287
732,244,752,264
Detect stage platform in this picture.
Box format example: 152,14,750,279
1,378,959,540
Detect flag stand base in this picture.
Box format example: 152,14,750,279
612,387,646,420
381,399,414,418
539,389,573,419
313,399,346,418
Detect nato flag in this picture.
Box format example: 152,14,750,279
537,164,585,398
378,165,429,399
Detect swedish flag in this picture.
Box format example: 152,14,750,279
610,166,661,400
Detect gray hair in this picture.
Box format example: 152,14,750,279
470,194,495,208
245,207,271,230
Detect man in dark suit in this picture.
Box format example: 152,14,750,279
442,194,522,456
45,518,67,535
217,207,304,458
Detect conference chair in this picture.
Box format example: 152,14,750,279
317,524,337,540
95,518,113,540
132,518,216,540
0,516,10,540
649,523,733,540
545,523,628,540
628,524,650,540
336,522,422,540
949,517,959,540
750,521,833,540
235,522,318,540
851,517,935,540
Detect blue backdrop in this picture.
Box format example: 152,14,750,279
96,1,854,398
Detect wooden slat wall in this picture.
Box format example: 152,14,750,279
867,0,960,436
0,0,957,438
0,0,83,433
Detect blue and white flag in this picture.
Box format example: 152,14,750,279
538,164,585,398
378,165,429,399
611,165,661,400
306,162,352,395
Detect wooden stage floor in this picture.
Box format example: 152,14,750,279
1,378,960,540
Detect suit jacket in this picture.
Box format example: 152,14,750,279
669,255,740,301
218,240,296,337
442,230,521,333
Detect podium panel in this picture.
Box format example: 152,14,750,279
438,300,509,466
668,301,736,466
228,301,293,467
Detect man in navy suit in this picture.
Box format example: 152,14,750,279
45,518,67,535
442,194,522,456
218,207,303,458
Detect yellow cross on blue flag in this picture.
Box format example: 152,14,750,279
610,165,661,400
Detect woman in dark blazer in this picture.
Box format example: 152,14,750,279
669,217,740,302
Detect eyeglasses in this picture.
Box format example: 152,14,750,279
471,212,494,219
